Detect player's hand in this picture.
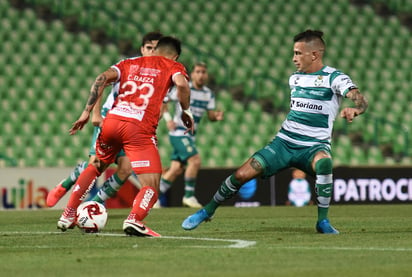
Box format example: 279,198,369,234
215,110,224,121
69,111,90,135
181,109,194,135
340,107,360,123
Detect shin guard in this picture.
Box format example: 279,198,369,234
130,186,158,221
67,164,100,210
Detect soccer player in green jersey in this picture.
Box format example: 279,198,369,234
160,62,224,208
182,30,368,234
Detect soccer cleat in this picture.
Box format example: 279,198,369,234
181,208,212,230
182,196,202,208
57,207,76,232
316,219,339,234
46,181,68,207
123,219,161,237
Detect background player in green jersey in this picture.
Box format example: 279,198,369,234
159,62,224,208
46,31,163,207
182,30,368,234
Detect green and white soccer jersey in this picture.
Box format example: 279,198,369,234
165,83,215,162
100,82,119,118
277,66,357,146
167,82,216,137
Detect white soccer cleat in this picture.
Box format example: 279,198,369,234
123,219,161,237
57,207,76,232
182,196,202,208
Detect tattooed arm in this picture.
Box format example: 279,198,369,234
69,68,118,135
340,88,368,123
85,68,118,112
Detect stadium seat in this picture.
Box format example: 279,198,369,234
1,0,410,167
367,146,385,165
400,156,412,166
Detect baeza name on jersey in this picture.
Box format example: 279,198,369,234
127,75,154,83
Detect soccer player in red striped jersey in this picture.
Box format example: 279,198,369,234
57,36,194,237
46,31,163,208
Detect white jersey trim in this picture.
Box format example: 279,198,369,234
277,132,330,147
281,120,331,141
111,65,121,82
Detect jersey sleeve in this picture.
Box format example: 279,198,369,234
331,73,357,97
110,57,132,83
111,61,124,83
171,63,189,83
168,63,189,102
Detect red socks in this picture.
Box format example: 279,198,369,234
66,164,100,210
66,165,157,223
129,186,158,221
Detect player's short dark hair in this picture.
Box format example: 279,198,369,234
294,29,325,48
192,61,207,71
156,36,182,56
141,31,163,46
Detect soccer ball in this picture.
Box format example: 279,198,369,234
76,201,108,233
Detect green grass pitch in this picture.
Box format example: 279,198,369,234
1,205,411,277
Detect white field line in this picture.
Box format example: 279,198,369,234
2,232,411,251
0,231,256,249
268,245,412,252
160,235,256,248
90,233,256,248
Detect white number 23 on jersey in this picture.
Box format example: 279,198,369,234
118,81,155,111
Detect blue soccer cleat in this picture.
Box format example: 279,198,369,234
316,219,339,234
182,209,212,230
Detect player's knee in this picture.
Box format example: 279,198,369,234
90,159,108,174
117,164,133,179
188,155,201,168
165,164,183,179
176,167,185,176
89,156,99,166
315,158,333,175
234,169,250,184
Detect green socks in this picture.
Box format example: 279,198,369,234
159,178,172,195
184,178,196,198
92,173,125,203
61,161,88,190
160,177,197,198
204,175,242,216
315,158,333,221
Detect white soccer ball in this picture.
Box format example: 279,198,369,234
76,201,108,233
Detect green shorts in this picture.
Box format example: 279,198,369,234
169,135,198,164
89,126,126,159
252,136,331,178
